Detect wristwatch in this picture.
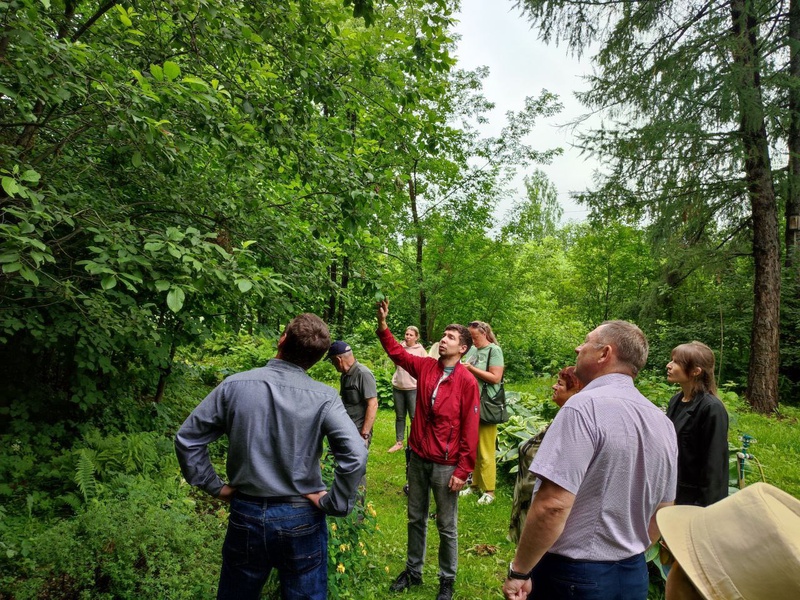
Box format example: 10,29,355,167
361,432,370,439
507,562,531,581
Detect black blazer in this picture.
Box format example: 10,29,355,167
666,391,729,506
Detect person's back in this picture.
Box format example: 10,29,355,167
175,313,367,600
534,373,677,559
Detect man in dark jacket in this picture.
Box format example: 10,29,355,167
377,300,480,600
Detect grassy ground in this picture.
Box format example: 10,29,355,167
358,408,516,599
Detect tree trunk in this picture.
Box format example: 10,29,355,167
730,0,781,413
789,0,800,266
325,260,337,324
335,255,349,335
408,165,428,343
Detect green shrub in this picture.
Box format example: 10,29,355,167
9,489,222,599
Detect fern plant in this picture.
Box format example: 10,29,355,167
74,449,98,501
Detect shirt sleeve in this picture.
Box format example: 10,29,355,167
454,373,480,481
488,344,504,368
699,397,730,505
377,327,433,379
318,400,369,517
174,384,228,497
530,406,597,495
358,368,378,399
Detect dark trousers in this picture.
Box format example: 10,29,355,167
531,552,648,600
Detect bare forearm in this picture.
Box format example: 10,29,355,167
362,399,378,435
512,481,574,573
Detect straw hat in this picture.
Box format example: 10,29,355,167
657,483,800,599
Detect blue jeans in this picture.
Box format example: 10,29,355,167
531,552,648,600
217,495,328,600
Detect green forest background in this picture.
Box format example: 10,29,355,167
2,0,799,597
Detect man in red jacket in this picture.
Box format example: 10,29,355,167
377,300,480,600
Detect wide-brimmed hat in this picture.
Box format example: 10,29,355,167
657,482,800,599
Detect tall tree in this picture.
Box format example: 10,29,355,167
516,0,785,411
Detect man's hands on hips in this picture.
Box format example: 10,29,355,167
503,577,532,599
218,484,236,503
448,475,466,492
304,490,328,508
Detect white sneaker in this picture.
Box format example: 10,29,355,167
477,493,495,505
459,487,476,497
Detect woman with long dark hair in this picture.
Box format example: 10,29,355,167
666,341,729,506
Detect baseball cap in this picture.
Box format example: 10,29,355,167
326,340,352,360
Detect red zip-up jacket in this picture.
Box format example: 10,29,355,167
377,327,480,481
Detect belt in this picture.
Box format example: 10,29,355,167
236,491,312,505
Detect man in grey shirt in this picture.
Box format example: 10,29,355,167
175,313,367,600
503,320,678,600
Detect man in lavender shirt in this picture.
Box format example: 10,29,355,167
503,321,678,600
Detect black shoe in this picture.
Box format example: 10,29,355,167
389,569,422,592
402,483,409,496
437,578,454,600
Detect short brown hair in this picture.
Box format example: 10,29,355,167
445,324,472,354
280,313,331,370
597,320,649,376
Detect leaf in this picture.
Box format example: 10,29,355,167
21,170,40,183
101,275,117,290
163,61,181,81
236,279,253,293
0,252,19,264
154,280,170,292
2,177,19,197
132,151,142,167
149,64,164,82
167,287,185,313
2,262,21,274
143,241,163,252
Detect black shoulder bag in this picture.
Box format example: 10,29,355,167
478,346,508,424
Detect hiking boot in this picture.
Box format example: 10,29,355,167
389,569,422,592
437,578,454,600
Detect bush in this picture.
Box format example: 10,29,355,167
8,490,223,599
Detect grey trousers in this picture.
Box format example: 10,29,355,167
405,451,458,580
392,387,417,442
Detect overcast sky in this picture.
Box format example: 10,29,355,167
453,0,600,221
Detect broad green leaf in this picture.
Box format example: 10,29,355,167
167,287,185,313
21,170,40,183
0,252,19,264
144,241,163,252
2,177,19,197
236,279,253,293
149,64,164,82
2,262,21,273
154,280,170,292
101,275,117,290
163,61,181,81
19,266,39,285
132,151,142,167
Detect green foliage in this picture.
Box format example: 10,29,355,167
9,492,221,599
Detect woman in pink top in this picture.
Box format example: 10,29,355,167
388,326,428,453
